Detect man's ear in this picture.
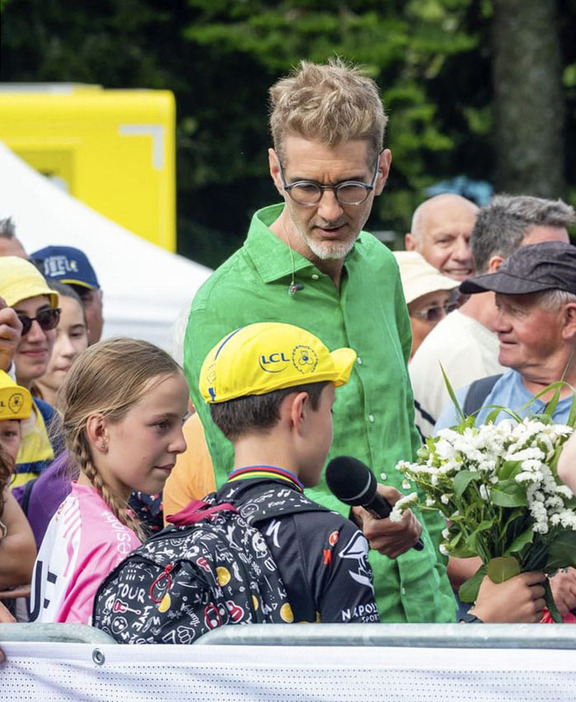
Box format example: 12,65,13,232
405,233,417,251
487,255,505,273
268,148,284,197
374,149,392,196
85,413,110,454
561,303,576,341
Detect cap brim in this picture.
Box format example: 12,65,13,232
59,278,98,290
330,347,357,387
460,272,553,296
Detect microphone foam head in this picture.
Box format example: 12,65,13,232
325,456,377,507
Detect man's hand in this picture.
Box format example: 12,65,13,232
471,572,546,623
0,298,22,373
352,484,422,559
549,568,576,617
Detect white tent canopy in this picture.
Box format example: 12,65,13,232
0,141,212,352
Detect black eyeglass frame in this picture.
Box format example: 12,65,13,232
278,156,381,207
17,307,61,337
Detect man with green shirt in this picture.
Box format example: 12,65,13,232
183,59,456,623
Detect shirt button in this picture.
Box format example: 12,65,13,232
311,274,319,280
357,357,363,365
368,414,375,423
401,587,406,595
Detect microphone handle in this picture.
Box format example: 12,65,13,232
364,495,424,551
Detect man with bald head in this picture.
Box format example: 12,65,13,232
405,194,479,282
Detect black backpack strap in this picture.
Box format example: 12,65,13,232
463,374,502,417
18,478,38,517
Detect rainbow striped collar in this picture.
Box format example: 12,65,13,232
227,465,304,492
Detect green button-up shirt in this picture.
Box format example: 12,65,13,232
184,204,456,623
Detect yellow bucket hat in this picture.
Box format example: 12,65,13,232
0,256,59,308
200,322,357,404
0,371,33,421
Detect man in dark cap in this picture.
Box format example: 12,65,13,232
436,240,576,430
435,239,576,618
30,245,104,344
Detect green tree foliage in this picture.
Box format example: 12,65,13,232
1,0,574,266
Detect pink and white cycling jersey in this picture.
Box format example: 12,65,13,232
30,482,141,624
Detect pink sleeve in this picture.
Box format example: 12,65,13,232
58,515,141,624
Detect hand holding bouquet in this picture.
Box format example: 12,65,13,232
392,381,576,622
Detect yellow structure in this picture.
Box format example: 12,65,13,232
0,84,176,251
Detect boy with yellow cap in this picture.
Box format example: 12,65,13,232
0,371,36,602
193,322,379,624
0,370,33,462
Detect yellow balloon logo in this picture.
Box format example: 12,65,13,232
158,593,171,613
216,566,231,586
280,603,294,623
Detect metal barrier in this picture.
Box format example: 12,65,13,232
2,623,576,700
195,622,576,648
0,622,117,644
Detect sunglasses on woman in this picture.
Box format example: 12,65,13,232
410,302,459,323
17,308,61,337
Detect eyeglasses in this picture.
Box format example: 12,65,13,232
411,302,459,323
17,308,61,336
278,157,380,206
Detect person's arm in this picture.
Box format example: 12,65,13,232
352,484,423,559
557,431,576,494
469,572,546,623
0,490,36,590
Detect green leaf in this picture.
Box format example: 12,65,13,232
544,384,562,418
546,530,576,572
453,470,481,496
490,480,528,507
459,564,487,603
487,556,521,583
543,578,562,623
504,528,534,556
498,460,523,481
483,404,523,424
440,364,465,423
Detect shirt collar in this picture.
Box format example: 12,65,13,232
245,203,363,284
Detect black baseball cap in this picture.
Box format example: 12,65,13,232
460,241,576,296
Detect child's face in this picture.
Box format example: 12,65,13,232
93,372,189,500
0,419,22,462
300,383,335,488
38,295,88,395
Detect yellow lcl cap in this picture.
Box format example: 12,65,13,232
0,371,33,421
200,322,357,404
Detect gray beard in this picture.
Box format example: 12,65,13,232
298,231,357,261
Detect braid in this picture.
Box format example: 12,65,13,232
71,433,146,543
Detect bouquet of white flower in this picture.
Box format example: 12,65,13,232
392,381,576,622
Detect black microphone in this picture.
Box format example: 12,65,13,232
326,455,423,551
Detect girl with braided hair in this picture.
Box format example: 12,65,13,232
30,338,188,624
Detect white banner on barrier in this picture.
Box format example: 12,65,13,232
2,643,576,701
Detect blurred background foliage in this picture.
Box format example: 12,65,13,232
1,0,575,267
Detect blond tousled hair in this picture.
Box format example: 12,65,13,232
269,58,388,164
56,337,182,541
